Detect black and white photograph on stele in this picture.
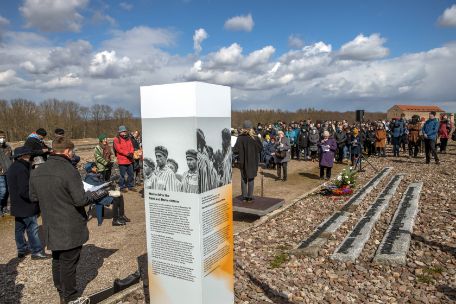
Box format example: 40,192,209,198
143,127,232,194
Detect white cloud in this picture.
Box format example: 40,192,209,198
39,73,82,89
20,40,92,74
438,4,456,27
0,69,22,86
339,33,389,60
193,28,208,54
243,46,275,68
224,14,254,32
19,0,89,32
89,50,132,78
206,43,243,68
288,34,304,49
119,2,133,11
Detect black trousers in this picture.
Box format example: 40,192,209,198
440,138,448,152
276,162,288,180
320,166,332,179
336,146,345,162
52,246,82,302
112,196,125,220
409,141,420,157
424,139,439,163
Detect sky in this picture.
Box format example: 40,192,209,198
1,0,456,115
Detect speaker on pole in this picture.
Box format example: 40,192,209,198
356,110,365,122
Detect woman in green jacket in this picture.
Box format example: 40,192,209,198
94,134,114,181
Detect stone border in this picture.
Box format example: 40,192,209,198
98,282,143,304
331,174,404,262
294,167,392,256
373,182,423,265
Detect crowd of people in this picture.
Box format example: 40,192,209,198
231,111,454,186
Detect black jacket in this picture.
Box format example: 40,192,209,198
298,131,309,148
335,131,347,147
30,155,92,251
233,134,263,179
6,159,40,218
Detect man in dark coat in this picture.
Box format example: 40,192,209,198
334,126,347,163
233,120,263,202
0,130,13,215
6,146,47,259
30,137,104,303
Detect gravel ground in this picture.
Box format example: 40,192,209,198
234,143,456,304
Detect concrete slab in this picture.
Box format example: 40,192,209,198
331,175,404,262
233,196,285,216
295,167,392,253
373,182,423,265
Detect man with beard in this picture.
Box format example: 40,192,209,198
220,128,232,186
154,146,181,191
197,129,218,193
182,150,198,194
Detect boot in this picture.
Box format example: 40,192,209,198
112,198,126,226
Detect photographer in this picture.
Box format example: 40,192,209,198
113,126,135,192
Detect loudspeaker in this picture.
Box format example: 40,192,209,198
356,110,365,122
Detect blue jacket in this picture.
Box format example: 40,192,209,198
391,120,405,138
422,119,439,140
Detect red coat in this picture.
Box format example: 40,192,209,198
113,136,134,165
438,121,451,139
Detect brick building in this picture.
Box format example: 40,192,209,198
386,105,445,120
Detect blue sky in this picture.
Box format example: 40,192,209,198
0,0,456,114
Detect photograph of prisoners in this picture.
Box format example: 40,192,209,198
142,117,232,194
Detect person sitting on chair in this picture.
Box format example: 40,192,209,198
84,162,130,226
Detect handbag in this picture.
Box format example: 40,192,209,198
276,150,287,159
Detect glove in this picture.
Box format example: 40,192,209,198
88,189,109,202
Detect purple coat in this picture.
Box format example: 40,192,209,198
318,137,337,168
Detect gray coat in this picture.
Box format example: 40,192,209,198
274,137,291,163
30,155,92,251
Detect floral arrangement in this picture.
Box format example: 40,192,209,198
334,167,357,188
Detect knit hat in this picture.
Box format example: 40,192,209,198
155,146,168,157
98,133,107,142
118,125,127,133
84,162,96,173
36,128,47,137
186,149,197,160
243,120,253,129
13,146,32,159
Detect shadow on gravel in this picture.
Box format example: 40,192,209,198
436,285,456,301
137,254,150,303
260,171,278,180
298,172,320,180
77,245,118,295
412,234,456,258
233,211,260,222
0,257,24,303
